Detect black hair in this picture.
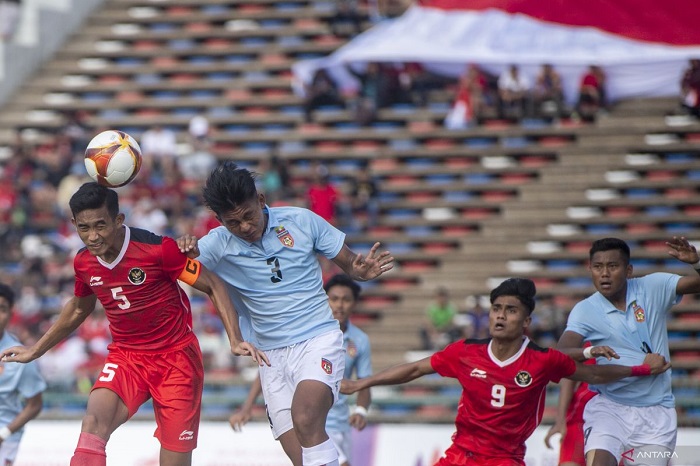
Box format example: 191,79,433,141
202,161,259,216
589,237,630,264
69,182,119,219
0,283,15,308
324,274,361,301
490,278,536,315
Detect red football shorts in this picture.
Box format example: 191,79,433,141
92,335,204,452
559,420,586,465
435,444,526,466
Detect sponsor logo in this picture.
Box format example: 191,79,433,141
622,449,635,462
321,358,333,374
275,226,294,248
127,267,146,285
621,447,680,463
515,370,532,387
631,300,646,323
89,276,103,287
470,368,487,378
179,430,194,441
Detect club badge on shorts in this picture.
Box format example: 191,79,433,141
128,267,146,285
321,358,333,374
515,370,532,387
631,300,646,323
275,226,294,248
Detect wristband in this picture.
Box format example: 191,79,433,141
692,260,700,270
0,426,11,440
353,406,368,417
582,346,594,360
630,364,651,377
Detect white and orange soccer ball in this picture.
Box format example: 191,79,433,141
84,130,142,188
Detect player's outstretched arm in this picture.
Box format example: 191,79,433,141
3,392,43,440
230,376,263,432
191,265,270,366
1,295,97,363
556,331,619,362
666,236,700,295
341,357,434,395
332,242,394,282
568,353,670,385
349,387,371,430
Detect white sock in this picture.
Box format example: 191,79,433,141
302,438,339,466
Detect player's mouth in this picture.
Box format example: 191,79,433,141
493,323,505,330
598,281,612,289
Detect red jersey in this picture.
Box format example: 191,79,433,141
431,338,576,461
74,226,201,352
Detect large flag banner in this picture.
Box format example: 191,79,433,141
293,0,700,103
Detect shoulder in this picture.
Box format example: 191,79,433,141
525,340,550,353
129,227,162,245
347,323,370,343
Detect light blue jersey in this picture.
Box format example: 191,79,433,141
565,272,681,408
197,206,344,350
326,322,372,433
0,332,46,440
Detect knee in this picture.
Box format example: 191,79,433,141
80,413,111,439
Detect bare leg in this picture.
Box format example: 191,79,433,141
278,429,303,466
160,449,192,466
291,380,334,448
587,449,619,466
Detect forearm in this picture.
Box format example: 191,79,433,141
356,387,371,409
7,395,42,433
555,379,575,423
31,300,91,358
356,360,432,390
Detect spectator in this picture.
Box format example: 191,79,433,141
454,295,490,340
348,164,378,230
188,114,211,151
533,64,565,120
681,58,700,118
498,64,531,120
258,154,291,205
139,125,179,180
397,62,452,108
0,0,20,42
347,62,398,126
331,0,362,37
303,69,344,123
444,72,475,130
576,65,607,121
306,163,341,226
419,287,458,350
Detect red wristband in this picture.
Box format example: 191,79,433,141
630,364,651,376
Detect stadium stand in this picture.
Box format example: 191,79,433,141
0,0,698,427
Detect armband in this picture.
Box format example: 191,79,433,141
178,258,202,286
582,346,594,360
0,426,12,440
353,406,368,417
630,364,651,377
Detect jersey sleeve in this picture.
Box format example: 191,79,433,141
638,273,682,318
430,341,464,379
197,227,226,270
305,209,345,259
162,237,197,282
547,348,577,383
563,302,594,338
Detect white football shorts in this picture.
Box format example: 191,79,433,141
583,395,677,465
260,329,345,439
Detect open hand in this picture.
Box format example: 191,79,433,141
176,234,200,258
231,342,270,367
352,242,394,281
666,236,699,264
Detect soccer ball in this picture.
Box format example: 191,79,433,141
84,130,142,188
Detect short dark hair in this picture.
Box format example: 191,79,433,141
69,182,119,219
202,161,259,216
324,274,361,301
490,278,536,315
589,238,630,264
0,283,14,308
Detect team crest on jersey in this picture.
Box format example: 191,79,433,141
127,267,146,285
631,300,646,323
515,370,532,387
347,340,357,358
321,358,333,374
275,226,294,248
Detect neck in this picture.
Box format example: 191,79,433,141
100,226,125,263
490,337,524,361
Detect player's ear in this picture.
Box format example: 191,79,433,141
258,192,266,207
626,263,633,278
115,213,125,226
522,313,532,330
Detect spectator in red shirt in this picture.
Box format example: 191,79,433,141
576,65,607,121
306,164,341,225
